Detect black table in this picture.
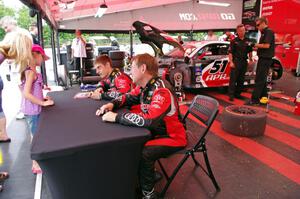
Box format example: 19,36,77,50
31,88,150,199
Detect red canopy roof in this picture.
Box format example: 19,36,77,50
23,0,242,32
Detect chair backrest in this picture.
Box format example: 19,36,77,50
182,95,219,144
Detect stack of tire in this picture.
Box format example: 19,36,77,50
109,51,125,70
85,43,95,76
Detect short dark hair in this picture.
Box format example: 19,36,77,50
256,17,268,25
94,55,112,67
236,24,244,29
131,53,158,76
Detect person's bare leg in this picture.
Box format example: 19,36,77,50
32,160,42,174
0,117,9,141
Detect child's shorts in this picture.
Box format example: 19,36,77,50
25,114,40,135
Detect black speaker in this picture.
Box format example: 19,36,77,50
109,51,125,60
86,51,94,59
85,59,94,70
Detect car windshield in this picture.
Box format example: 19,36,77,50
166,44,196,57
88,36,112,46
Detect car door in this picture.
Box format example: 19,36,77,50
193,43,230,87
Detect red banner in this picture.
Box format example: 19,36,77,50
261,0,300,34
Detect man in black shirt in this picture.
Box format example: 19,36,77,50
228,24,253,101
29,23,39,45
246,17,275,105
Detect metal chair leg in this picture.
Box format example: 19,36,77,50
191,152,200,166
202,150,220,191
158,160,169,180
160,154,190,197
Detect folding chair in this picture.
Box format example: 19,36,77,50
158,95,220,197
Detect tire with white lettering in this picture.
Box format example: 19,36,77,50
221,105,267,137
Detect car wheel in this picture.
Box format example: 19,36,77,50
221,105,267,137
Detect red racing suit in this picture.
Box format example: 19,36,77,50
97,68,133,100
112,77,187,147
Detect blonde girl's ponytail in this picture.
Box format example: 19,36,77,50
0,30,33,72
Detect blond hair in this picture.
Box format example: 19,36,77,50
0,16,17,28
0,30,33,72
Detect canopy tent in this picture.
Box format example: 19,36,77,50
21,0,242,32
19,0,243,86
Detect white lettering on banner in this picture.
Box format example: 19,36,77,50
220,13,236,20
206,74,228,81
262,6,273,10
179,13,198,21
124,113,145,126
197,13,220,20
179,12,236,21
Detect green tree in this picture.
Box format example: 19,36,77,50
0,0,14,40
17,6,36,30
43,24,51,47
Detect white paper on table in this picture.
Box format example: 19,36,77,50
74,92,90,99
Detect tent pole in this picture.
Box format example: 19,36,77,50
130,30,133,57
37,12,47,85
51,28,59,83
56,31,61,65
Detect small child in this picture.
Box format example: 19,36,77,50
20,44,54,174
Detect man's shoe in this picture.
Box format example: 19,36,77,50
16,112,25,120
260,97,269,104
142,189,159,199
245,100,260,106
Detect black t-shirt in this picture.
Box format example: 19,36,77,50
228,37,252,61
257,27,275,58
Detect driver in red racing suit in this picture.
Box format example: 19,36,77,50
97,53,187,199
89,55,133,101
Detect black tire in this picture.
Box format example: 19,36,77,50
85,59,94,69
109,51,125,60
112,60,124,69
221,105,267,137
271,58,283,80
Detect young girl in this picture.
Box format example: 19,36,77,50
0,30,32,190
21,44,54,174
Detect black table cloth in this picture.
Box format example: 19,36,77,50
31,88,150,199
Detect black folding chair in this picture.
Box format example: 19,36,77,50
158,95,220,197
